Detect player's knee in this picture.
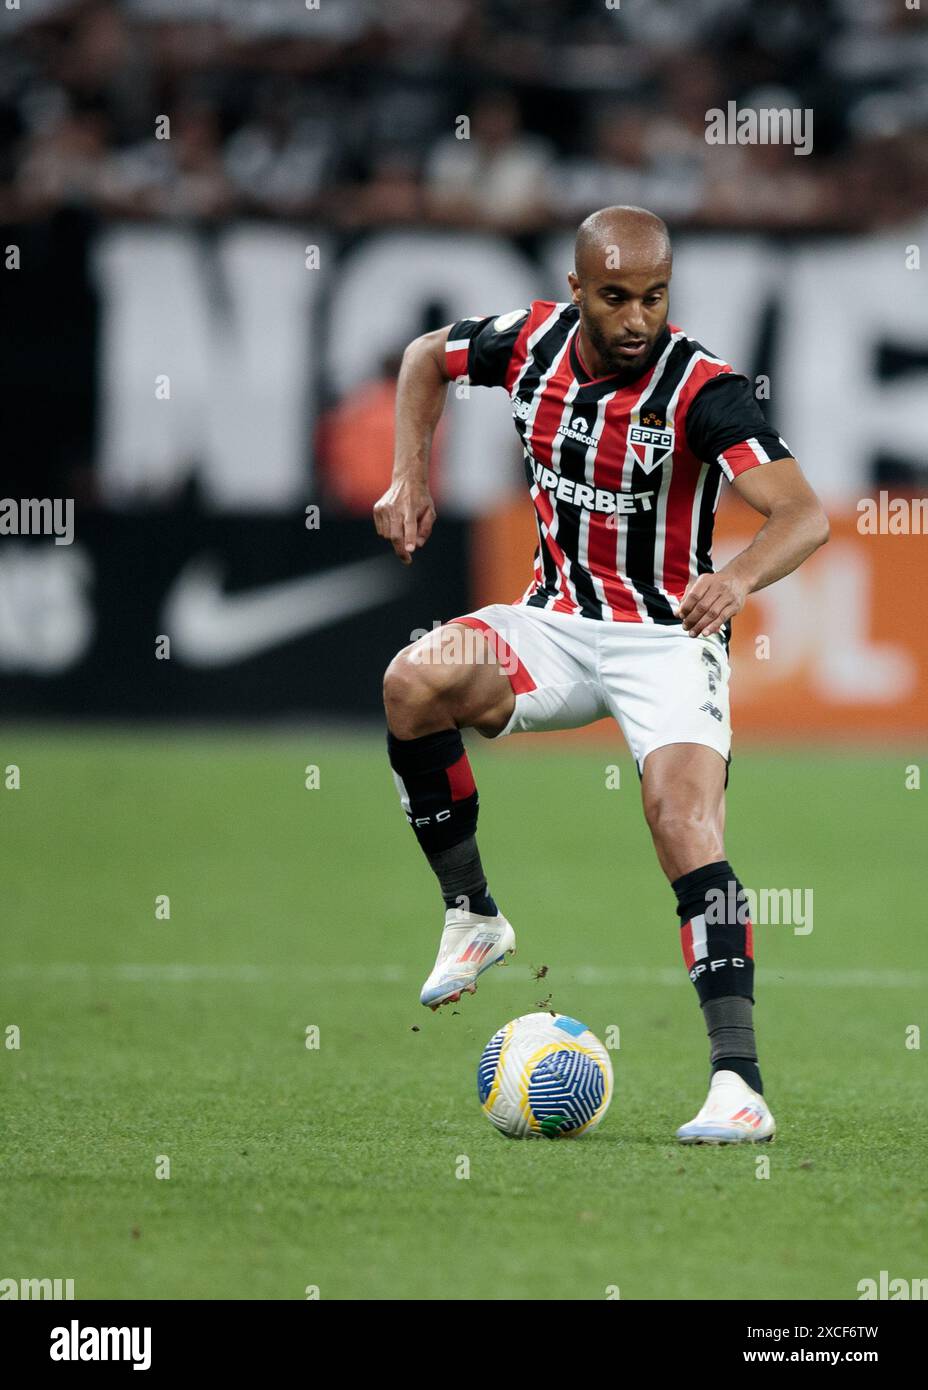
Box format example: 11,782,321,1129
383,650,425,718
383,643,462,726
643,793,720,858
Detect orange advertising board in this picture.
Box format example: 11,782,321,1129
471,492,928,739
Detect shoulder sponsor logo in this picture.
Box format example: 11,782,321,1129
492,308,528,333
628,423,675,474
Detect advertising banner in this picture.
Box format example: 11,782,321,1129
472,492,928,739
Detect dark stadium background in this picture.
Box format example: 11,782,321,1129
1,0,926,1306
2,0,927,728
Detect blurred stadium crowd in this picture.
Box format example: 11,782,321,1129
2,0,927,232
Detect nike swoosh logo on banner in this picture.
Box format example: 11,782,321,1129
162,555,407,666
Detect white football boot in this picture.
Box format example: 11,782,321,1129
419,907,516,1010
676,1069,776,1145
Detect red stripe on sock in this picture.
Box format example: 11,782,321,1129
744,919,754,960
446,752,476,801
681,920,695,970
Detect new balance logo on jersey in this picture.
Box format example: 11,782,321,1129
528,456,654,514
628,424,675,474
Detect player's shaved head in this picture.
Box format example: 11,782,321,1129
574,205,672,281
568,206,673,379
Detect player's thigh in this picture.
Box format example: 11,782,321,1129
602,627,732,775
449,605,608,739
384,620,516,735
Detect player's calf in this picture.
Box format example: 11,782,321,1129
383,625,516,1007
642,745,765,1112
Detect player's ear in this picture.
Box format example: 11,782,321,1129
567,270,581,303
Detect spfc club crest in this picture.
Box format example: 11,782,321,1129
628,420,675,474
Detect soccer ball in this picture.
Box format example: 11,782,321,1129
477,1012,613,1139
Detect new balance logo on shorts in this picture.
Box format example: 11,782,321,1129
700,701,723,722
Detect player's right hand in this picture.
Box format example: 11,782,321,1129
373,480,436,565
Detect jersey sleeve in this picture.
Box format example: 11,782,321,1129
686,373,794,481
444,308,530,388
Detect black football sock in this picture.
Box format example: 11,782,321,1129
672,858,763,1095
387,728,498,917
701,996,763,1094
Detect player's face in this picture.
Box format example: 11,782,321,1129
569,263,671,376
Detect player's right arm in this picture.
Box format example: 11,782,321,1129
373,326,452,566
374,307,531,564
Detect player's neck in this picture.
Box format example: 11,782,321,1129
576,325,670,384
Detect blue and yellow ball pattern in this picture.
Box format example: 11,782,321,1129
477,1012,614,1139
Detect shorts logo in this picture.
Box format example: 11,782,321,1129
701,647,722,694
628,423,675,474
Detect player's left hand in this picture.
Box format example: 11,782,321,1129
679,571,749,637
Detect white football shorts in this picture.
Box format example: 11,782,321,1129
448,603,731,773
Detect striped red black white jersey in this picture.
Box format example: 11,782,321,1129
445,300,793,625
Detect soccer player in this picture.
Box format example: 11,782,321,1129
373,206,829,1144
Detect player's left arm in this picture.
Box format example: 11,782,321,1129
680,457,830,637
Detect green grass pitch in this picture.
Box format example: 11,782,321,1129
1,729,925,1300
